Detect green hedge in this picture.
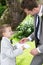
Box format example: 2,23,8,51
0,0,6,5
0,5,6,17
11,15,34,39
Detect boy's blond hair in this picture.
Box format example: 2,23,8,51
0,24,11,37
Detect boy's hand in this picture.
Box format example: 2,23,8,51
21,46,26,50
19,38,29,44
30,48,39,56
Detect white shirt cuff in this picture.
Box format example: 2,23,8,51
27,37,32,41
37,48,41,53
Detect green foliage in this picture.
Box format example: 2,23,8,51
0,0,6,5
0,5,6,17
10,15,34,40
12,15,34,39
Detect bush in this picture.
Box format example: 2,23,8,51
0,0,6,5
0,5,6,17
11,15,34,39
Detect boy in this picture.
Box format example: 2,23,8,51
1,24,25,65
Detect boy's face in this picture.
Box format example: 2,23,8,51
3,27,13,38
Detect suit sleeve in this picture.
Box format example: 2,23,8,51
37,45,43,53
1,40,23,58
28,32,35,41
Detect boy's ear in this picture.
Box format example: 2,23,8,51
24,9,31,14
2,32,5,36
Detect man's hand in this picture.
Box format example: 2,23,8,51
19,38,29,44
30,48,39,56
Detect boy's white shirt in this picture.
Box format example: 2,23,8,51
1,37,23,65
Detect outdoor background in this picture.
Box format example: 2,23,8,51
0,0,43,65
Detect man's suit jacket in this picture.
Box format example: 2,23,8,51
1,37,23,65
29,5,43,53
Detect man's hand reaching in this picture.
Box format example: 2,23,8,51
19,38,29,44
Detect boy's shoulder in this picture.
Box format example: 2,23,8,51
1,37,10,45
1,37,10,41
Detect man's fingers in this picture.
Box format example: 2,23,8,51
19,40,24,43
30,49,39,56
19,39,25,43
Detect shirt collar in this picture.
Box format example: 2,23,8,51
38,5,42,16
2,37,10,42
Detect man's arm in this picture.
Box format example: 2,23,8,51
37,45,43,53
19,32,35,43
30,44,43,56
28,32,35,41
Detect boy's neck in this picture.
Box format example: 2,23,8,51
3,36,9,39
2,37,10,42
